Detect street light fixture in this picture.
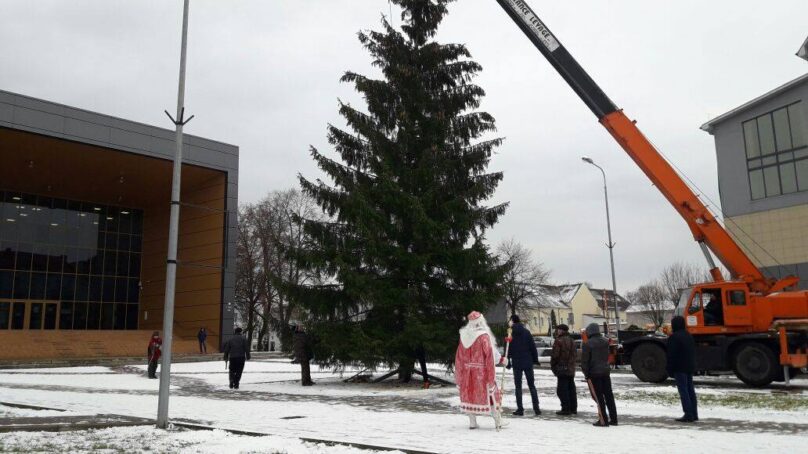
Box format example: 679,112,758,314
581,156,621,333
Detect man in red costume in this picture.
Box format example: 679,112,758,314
455,311,503,429
147,331,162,379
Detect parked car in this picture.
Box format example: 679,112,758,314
534,336,553,366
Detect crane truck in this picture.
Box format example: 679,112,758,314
495,0,808,386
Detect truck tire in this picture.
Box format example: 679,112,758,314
630,342,668,383
733,342,777,387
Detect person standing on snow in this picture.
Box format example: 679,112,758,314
550,324,577,416
224,327,251,389
147,331,162,379
581,323,617,427
667,315,698,423
197,327,208,354
455,311,503,429
506,314,541,416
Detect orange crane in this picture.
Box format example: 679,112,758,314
496,0,808,386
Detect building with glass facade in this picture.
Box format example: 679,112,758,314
0,90,238,360
702,73,808,289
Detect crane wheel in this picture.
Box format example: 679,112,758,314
630,343,668,383
733,342,777,387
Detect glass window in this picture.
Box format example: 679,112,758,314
73,302,87,330
0,302,9,329
758,115,776,155
87,303,101,330
729,290,746,306
117,252,129,277
89,275,103,301
128,279,140,303
29,303,43,329
0,271,12,298
16,244,32,271
103,277,116,302
743,120,760,158
75,275,90,301
115,277,128,303
126,304,138,330
130,253,141,276
43,303,57,330
48,247,64,273
100,304,114,330
0,241,15,269
32,245,48,271
105,232,118,250
762,156,777,166
131,211,143,235
789,103,806,147
29,272,46,300
763,166,781,197
773,107,792,151
13,272,30,299
59,303,74,330
46,273,62,300
118,234,131,252
11,302,25,329
61,274,76,301
780,163,798,194
104,250,117,275
797,159,808,192
113,303,126,330
64,248,78,274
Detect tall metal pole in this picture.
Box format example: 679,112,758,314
157,0,191,429
582,157,621,333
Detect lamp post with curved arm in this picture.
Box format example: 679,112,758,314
582,156,621,333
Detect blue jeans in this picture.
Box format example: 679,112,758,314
674,372,698,420
513,366,540,412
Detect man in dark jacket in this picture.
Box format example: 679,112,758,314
667,315,698,422
581,323,617,427
223,327,251,389
293,325,314,386
506,315,540,416
550,324,577,416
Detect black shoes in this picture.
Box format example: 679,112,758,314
609,421,618,426
229,382,234,389
675,416,695,423
592,421,609,427
512,410,524,416
534,409,541,416
556,410,571,416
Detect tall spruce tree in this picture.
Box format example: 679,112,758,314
295,0,507,374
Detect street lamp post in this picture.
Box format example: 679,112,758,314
157,0,193,429
582,156,621,334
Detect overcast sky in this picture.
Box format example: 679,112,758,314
1,0,806,292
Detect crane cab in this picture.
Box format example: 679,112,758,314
675,284,754,334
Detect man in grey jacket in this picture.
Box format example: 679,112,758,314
224,327,251,389
581,323,617,427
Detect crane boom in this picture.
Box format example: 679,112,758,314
494,0,794,294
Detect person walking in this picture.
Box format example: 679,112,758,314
506,315,541,416
147,331,162,379
197,327,208,354
582,323,617,427
455,311,503,429
550,324,577,416
667,315,698,423
293,325,314,386
223,327,251,389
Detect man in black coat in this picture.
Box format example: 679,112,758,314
582,323,617,427
667,315,698,422
223,327,251,389
506,315,540,416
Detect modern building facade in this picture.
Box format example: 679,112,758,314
0,90,238,360
702,73,808,289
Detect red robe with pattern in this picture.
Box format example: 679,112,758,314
455,333,501,414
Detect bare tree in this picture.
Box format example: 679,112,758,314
626,280,668,330
497,239,551,318
234,205,266,348
255,189,324,351
659,262,711,305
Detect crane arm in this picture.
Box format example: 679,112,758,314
495,0,780,293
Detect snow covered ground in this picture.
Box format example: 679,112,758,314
0,359,806,453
